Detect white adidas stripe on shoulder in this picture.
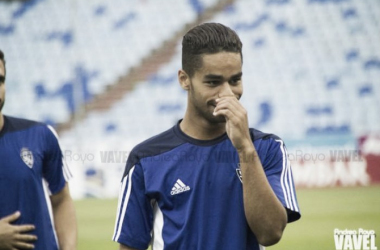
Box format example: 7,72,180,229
47,125,72,181
283,145,299,212
275,139,299,213
112,174,129,240
113,166,135,241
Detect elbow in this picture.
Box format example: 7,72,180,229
247,206,288,246
254,218,287,247
256,229,284,246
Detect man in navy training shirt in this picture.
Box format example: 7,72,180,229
0,49,77,250
113,23,301,250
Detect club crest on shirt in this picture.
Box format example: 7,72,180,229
20,147,34,168
236,164,242,183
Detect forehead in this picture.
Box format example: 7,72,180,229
195,52,242,77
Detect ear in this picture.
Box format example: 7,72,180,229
178,69,190,91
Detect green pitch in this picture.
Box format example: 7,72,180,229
74,185,380,250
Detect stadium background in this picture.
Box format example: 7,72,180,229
1,0,379,249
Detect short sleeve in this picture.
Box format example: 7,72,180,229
42,125,71,195
261,138,301,223
113,163,153,249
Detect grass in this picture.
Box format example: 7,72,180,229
75,185,380,250
267,185,380,250
75,198,118,250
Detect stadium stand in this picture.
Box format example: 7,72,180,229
0,0,219,124
1,0,379,197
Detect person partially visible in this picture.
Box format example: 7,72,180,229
0,49,77,250
113,23,300,250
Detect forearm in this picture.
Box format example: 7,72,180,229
239,146,287,246
213,95,288,245
51,185,77,250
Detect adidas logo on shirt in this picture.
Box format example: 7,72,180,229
170,179,190,195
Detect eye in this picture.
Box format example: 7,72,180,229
229,78,241,85
205,80,220,86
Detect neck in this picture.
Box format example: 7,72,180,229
180,111,226,140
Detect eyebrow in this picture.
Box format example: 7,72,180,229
204,74,224,80
204,72,243,80
231,72,243,78
0,75,5,83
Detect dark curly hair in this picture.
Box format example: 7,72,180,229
182,23,243,78
0,49,6,81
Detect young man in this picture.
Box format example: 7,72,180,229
0,49,77,250
113,23,300,250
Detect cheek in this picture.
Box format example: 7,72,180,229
190,89,212,109
193,89,207,104
196,90,216,104
233,85,243,97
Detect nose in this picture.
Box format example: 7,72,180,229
218,82,234,98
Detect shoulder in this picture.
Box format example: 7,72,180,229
249,128,287,161
250,128,286,149
2,115,49,135
133,127,183,156
124,126,185,172
250,128,281,142
4,115,43,130
3,115,58,140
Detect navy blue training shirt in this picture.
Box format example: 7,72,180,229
0,115,71,249
113,121,300,250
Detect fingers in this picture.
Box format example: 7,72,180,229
1,211,35,233
15,232,37,242
14,224,36,233
213,96,252,151
0,212,37,250
214,96,242,112
13,241,35,249
213,96,245,120
1,211,21,223
12,232,37,250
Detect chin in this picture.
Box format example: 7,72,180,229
208,114,226,124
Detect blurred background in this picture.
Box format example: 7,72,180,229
1,0,379,249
